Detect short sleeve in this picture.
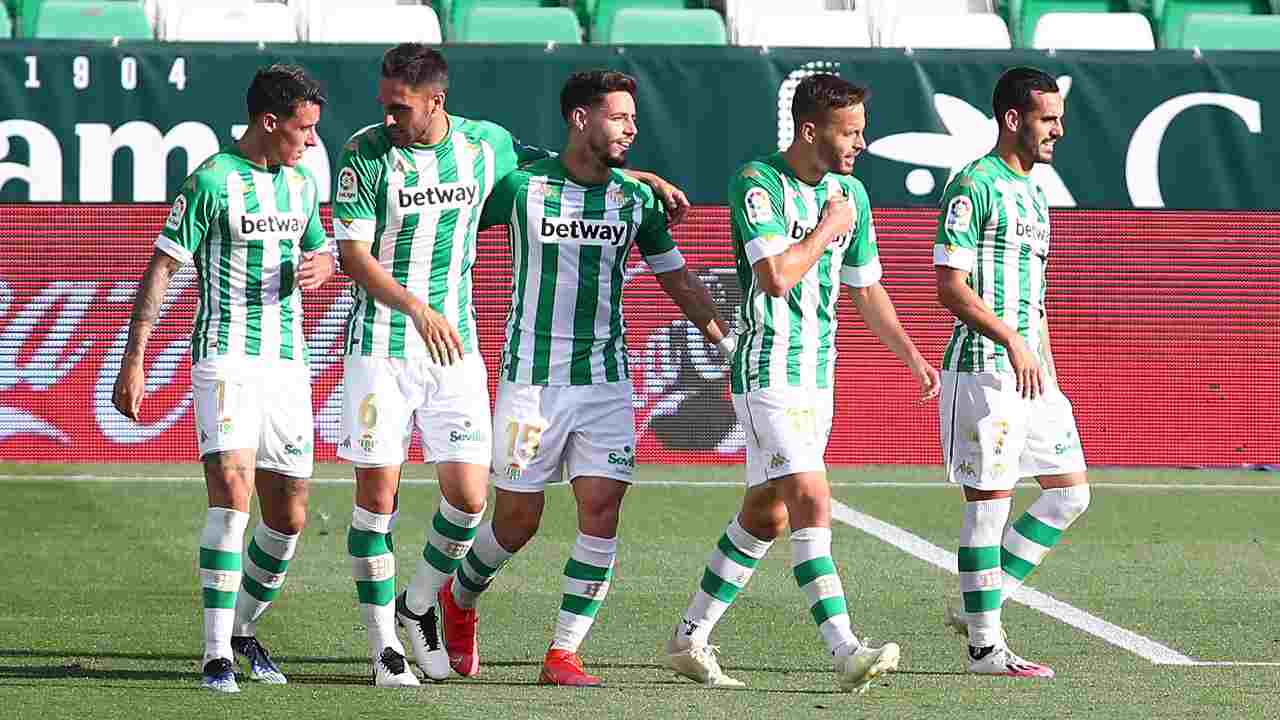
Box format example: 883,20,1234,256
934,171,990,272
479,171,520,231
333,135,380,243
840,179,882,288
470,119,556,181
728,163,789,266
634,184,683,274
154,172,219,265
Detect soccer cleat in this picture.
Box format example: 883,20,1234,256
396,591,451,682
201,657,240,694
538,648,602,687
834,639,901,694
664,633,744,688
231,635,287,684
943,598,1009,643
373,647,421,687
439,579,480,677
967,645,1055,678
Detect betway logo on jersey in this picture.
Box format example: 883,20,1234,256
396,182,480,212
1014,218,1050,251
788,220,849,246
237,212,307,240
539,217,629,246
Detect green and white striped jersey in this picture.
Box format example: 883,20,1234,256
333,117,546,358
155,146,327,364
727,153,882,394
480,157,684,386
934,153,1050,374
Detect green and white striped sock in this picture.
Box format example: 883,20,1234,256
406,497,484,614
791,527,856,654
959,498,1011,648
551,533,616,653
199,506,249,663
233,522,298,637
1001,486,1090,603
680,515,773,645
452,522,513,609
349,506,402,658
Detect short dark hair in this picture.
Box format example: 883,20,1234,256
560,70,637,122
246,64,325,119
382,43,449,90
790,73,869,126
993,67,1059,118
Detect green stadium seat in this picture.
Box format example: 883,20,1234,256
437,0,560,38
454,6,583,43
1149,0,1270,48
0,7,10,37
33,1,150,39
588,0,698,42
1008,0,1130,47
22,0,148,39
595,7,725,44
1178,13,1280,48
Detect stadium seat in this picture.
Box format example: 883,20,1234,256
1178,13,1280,48
732,9,872,47
291,0,402,43
454,6,581,43
443,0,560,36
20,0,149,38
886,13,1012,49
156,0,253,40
33,1,152,39
170,2,297,41
871,0,990,44
0,6,10,36
594,7,724,43
588,0,692,41
1008,0,1130,47
307,4,441,43
1032,11,1156,48
724,0,865,44
1149,0,1270,48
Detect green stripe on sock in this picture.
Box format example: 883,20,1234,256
348,528,390,558
957,546,1001,572
564,558,611,583
247,539,288,575
793,556,837,587
433,512,479,543
1012,513,1063,548
465,550,496,578
424,543,461,575
717,534,760,569
1001,548,1037,581
699,570,740,604
456,569,487,594
199,547,241,572
242,574,280,603
202,588,236,609
809,596,848,626
560,593,602,618
963,589,1001,613
356,579,394,606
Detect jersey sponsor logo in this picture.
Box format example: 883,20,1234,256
788,220,849,247
335,167,358,203
945,196,973,233
744,186,773,224
164,195,187,231
449,428,487,444
237,212,307,240
607,445,635,468
538,217,629,246
1014,218,1050,254
395,182,479,212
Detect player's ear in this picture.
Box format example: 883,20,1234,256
799,120,817,145
1002,108,1021,134
571,107,588,132
261,112,279,134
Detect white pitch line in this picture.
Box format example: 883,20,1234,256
1189,661,1280,667
829,499,1198,666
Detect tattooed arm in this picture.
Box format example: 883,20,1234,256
112,249,182,420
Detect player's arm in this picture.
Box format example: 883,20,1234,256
934,178,1042,398
296,167,336,291
623,170,690,227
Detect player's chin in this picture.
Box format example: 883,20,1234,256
604,152,629,168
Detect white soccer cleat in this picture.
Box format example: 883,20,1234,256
943,598,1009,643
967,645,1055,679
396,591,450,682
834,639,900,694
373,647,421,687
664,634,745,688
201,657,240,694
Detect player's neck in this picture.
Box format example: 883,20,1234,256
561,140,611,185
781,146,827,185
994,140,1034,176
421,111,451,147
235,132,274,169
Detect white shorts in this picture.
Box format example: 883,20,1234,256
939,370,1087,490
191,355,314,478
731,386,834,488
338,353,491,467
491,380,636,492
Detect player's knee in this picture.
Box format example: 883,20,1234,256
493,507,541,552
738,505,786,541
1058,484,1090,524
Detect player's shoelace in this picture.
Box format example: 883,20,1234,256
233,637,273,666
413,608,441,651
379,648,408,675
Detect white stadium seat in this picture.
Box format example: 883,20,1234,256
156,0,256,41
732,10,872,48
887,13,1011,49
1032,12,1156,51
289,0,406,42
308,5,442,43
171,3,299,42
871,0,993,45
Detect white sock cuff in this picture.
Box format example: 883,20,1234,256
1033,485,1091,529
254,522,299,559
789,526,832,564
573,532,617,568
352,505,393,534
201,507,250,551
470,522,513,567
388,509,399,532
727,516,773,559
438,495,485,528
961,498,1012,546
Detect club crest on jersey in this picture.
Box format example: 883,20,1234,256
745,186,773,224
945,196,973,233
335,167,358,203
165,195,187,231
606,182,628,207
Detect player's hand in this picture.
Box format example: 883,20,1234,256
911,357,941,402
297,252,336,291
412,304,463,365
656,182,691,227
1005,335,1043,399
112,360,146,421
819,193,853,240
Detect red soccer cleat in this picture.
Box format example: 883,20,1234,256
439,578,480,677
538,649,602,687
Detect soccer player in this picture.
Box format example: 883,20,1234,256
663,73,939,693
934,67,1090,679
436,69,731,687
332,46,688,687
111,65,334,693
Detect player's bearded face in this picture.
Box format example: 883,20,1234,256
267,101,321,167
814,103,867,175
1019,91,1064,164
585,91,637,168
378,78,443,148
